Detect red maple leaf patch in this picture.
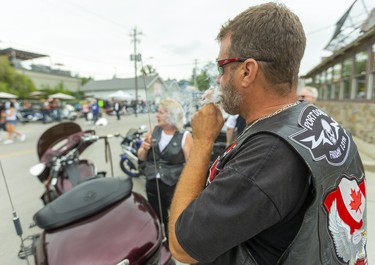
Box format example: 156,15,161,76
349,189,362,213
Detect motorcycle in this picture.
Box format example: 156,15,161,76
18,121,174,265
17,107,43,123
117,127,147,178
61,104,78,121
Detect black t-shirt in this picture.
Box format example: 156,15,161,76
235,116,246,135
176,133,310,265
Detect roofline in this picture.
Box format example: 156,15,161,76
302,26,375,78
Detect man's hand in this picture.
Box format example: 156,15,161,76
191,103,224,145
168,103,224,263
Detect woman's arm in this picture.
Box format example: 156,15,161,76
6,107,15,118
137,131,152,161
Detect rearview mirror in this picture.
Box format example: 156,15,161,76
29,163,46,177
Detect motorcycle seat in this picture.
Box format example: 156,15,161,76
34,176,133,230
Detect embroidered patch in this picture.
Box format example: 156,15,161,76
207,142,237,185
290,105,350,166
323,176,367,264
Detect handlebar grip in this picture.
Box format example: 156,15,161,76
98,134,115,139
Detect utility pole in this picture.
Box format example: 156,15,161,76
130,27,142,117
193,59,198,89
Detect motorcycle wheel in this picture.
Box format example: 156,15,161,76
120,158,140,178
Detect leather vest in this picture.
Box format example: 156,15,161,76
211,101,367,264
145,126,185,186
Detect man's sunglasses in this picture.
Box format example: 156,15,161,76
216,57,274,75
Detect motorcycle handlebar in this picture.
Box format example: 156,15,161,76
113,130,147,139
80,133,116,143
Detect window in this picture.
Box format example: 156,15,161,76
326,67,333,99
342,58,352,99
332,64,341,99
355,51,367,99
319,72,327,99
372,44,375,99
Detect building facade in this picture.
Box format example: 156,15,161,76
17,67,81,92
303,3,375,144
0,47,81,92
81,75,174,103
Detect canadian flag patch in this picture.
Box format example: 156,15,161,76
323,176,367,264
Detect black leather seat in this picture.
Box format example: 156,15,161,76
34,176,133,230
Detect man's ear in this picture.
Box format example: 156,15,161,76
241,59,258,86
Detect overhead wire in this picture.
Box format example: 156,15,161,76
7,0,369,79
31,0,208,78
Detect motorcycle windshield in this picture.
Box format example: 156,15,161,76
37,122,82,159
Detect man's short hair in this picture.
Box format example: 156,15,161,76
217,2,306,90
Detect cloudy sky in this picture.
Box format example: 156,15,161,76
0,0,369,81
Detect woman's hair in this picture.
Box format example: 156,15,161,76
159,98,185,131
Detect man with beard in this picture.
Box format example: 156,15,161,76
168,2,367,265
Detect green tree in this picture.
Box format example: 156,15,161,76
190,61,217,91
80,76,92,86
195,69,211,91
140,64,157,76
0,56,36,97
39,82,75,96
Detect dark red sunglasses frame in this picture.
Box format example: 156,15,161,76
216,57,273,75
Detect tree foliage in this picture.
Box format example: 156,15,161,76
140,64,157,76
0,56,36,97
80,76,92,86
38,82,80,99
194,69,211,91
190,61,217,91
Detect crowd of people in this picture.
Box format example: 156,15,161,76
0,96,161,144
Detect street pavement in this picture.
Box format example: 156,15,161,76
0,113,374,264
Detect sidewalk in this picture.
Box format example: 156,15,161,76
353,136,375,172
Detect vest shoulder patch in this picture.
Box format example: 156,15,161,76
290,105,350,166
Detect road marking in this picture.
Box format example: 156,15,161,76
0,148,34,158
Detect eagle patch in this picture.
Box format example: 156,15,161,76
324,176,367,264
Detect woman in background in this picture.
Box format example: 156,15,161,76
0,103,7,141
4,101,25,144
138,98,193,246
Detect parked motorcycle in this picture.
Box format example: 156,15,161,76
19,121,174,265
117,127,147,178
17,107,43,123
61,104,78,121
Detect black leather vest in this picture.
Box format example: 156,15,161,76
145,126,185,186
211,101,367,264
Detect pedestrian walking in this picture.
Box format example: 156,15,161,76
4,101,25,144
0,103,7,140
91,99,100,124
113,100,121,120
